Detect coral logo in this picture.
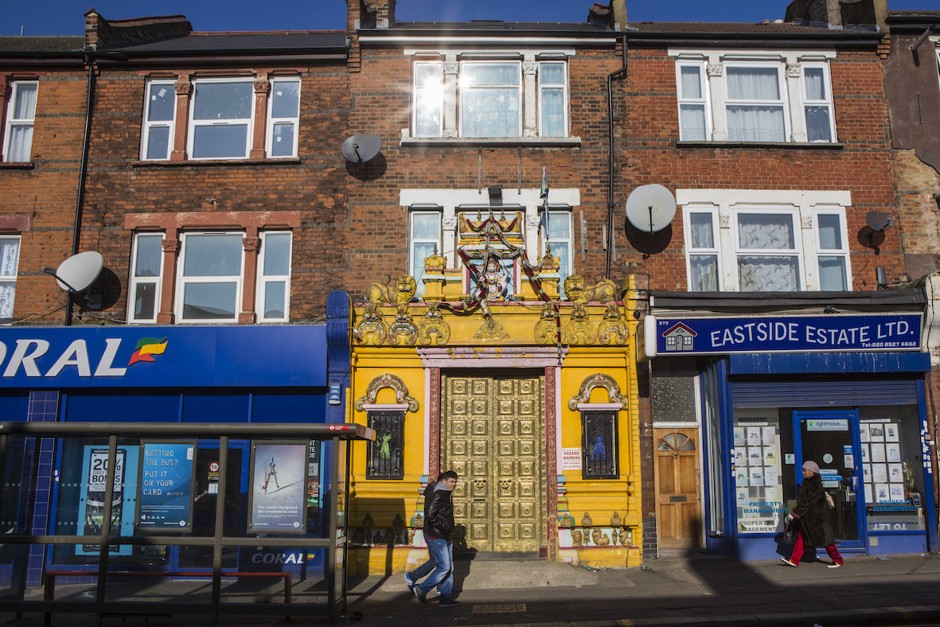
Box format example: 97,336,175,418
128,337,168,367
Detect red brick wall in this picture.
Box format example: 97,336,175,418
618,47,904,292
0,69,88,325
344,45,623,300
79,63,350,322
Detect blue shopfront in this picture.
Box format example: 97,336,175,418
643,307,938,561
0,294,352,587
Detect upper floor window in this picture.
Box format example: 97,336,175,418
142,80,175,160
543,209,573,290
257,231,291,321
461,62,521,138
129,232,164,323
725,64,788,142
539,62,567,138
3,81,37,162
408,209,442,297
681,190,851,292
672,51,837,144
190,79,254,159
141,75,300,161
412,58,568,139
267,78,301,158
128,229,292,324
0,236,21,324
815,209,849,290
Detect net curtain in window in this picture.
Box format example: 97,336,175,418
0,239,20,322
5,83,37,162
726,67,785,142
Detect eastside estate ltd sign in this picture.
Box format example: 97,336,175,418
644,314,922,357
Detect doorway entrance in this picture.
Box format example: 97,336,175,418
653,428,701,550
792,410,864,549
441,373,545,554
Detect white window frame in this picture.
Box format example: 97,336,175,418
175,231,245,324
413,61,444,139
408,208,442,297
542,208,573,285
675,61,711,141
0,235,21,324
683,206,722,291
128,232,165,324
256,230,292,322
936,50,940,92
801,62,836,143
459,61,523,138
723,62,789,143
813,207,851,291
266,77,301,159
187,77,254,160
669,49,838,144
732,206,803,291
141,79,176,161
409,53,574,140
678,190,851,293
3,80,38,162
538,61,568,138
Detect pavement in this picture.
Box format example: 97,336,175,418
337,552,940,627
4,552,940,626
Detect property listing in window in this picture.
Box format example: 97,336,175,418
734,418,785,533
859,413,925,532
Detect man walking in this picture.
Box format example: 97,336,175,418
407,470,460,608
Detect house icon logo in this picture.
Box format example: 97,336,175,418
662,323,696,352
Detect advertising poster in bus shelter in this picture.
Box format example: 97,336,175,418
248,442,308,534
137,442,196,532
77,445,139,555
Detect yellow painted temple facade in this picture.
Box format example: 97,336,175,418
344,211,644,573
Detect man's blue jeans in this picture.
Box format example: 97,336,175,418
416,536,453,599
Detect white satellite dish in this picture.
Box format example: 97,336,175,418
341,133,382,163
43,251,104,294
626,184,677,233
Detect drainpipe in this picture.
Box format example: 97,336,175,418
67,52,96,326
605,33,628,279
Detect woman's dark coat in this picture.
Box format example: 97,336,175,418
793,473,835,547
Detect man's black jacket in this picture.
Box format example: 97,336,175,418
424,485,454,540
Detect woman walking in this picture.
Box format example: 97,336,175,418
781,460,845,568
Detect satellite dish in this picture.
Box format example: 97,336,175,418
626,184,676,233
43,251,103,294
865,211,894,233
341,133,381,163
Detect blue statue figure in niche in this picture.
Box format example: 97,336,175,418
591,434,607,462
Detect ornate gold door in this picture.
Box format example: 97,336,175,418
442,374,545,553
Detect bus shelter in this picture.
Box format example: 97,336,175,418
0,421,373,626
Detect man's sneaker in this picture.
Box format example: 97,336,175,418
404,574,415,592
413,586,428,605
827,561,843,568
780,557,798,568
439,598,461,608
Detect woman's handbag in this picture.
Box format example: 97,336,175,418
783,518,799,544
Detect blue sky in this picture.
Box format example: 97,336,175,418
4,1,936,36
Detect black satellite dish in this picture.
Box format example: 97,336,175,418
42,251,104,294
341,134,382,164
865,211,894,233
626,184,677,233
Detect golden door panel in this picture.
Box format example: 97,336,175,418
443,374,545,553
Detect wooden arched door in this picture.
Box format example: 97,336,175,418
654,428,701,550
